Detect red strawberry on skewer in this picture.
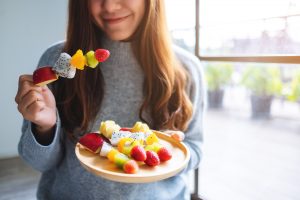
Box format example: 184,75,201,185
157,147,172,162
130,145,147,162
95,49,110,62
145,151,160,167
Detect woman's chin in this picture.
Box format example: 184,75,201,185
104,31,132,41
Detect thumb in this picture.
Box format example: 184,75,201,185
40,85,56,108
162,130,185,142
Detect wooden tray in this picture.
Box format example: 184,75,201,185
75,131,190,183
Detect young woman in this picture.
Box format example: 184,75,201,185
15,0,205,199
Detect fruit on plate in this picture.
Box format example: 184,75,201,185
78,120,175,174
119,127,131,132
114,152,130,168
131,121,150,133
107,148,119,162
117,138,146,162
123,160,139,174
78,133,140,174
110,131,145,146
95,49,110,62
117,138,135,153
33,66,58,86
144,150,160,167
145,132,159,145
131,122,159,145
103,142,139,173
130,145,147,162
157,147,172,162
110,130,131,146
99,141,113,157
78,133,104,153
144,142,162,152
145,143,172,162
100,120,172,163
100,120,121,139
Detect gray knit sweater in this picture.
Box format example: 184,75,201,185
18,38,205,200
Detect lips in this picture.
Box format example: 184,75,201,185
103,15,130,25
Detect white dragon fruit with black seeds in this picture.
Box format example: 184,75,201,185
129,132,145,141
53,53,76,78
99,142,113,157
110,131,131,146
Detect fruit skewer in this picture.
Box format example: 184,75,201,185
100,121,159,146
78,132,139,174
100,121,173,166
33,49,110,86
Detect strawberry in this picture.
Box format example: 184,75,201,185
78,133,104,153
95,49,110,62
157,147,172,162
130,145,147,161
123,160,139,174
145,151,160,166
120,127,131,132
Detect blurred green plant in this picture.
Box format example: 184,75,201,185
286,70,300,101
241,65,283,96
205,63,233,91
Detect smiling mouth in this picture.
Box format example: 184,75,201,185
103,15,130,25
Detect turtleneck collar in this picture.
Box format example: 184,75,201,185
99,34,133,52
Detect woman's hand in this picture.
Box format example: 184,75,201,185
162,130,185,142
15,75,57,134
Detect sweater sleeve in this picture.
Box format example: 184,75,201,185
18,112,64,172
175,46,207,171
18,42,65,172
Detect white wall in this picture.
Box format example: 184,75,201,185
0,0,67,158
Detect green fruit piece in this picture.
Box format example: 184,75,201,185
114,153,130,168
145,143,162,153
122,145,133,156
153,143,162,152
85,51,99,68
144,144,154,152
122,140,139,156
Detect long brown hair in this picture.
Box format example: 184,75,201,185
53,0,193,134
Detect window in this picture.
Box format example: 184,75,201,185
165,0,196,53
166,0,300,199
197,0,300,63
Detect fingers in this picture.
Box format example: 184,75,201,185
15,75,42,104
17,90,44,113
15,74,57,129
25,100,46,122
171,131,185,142
18,74,33,87
18,99,46,122
163,130,185,142
15,74,47,123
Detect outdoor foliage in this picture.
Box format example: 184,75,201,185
205,63,233,91
241,65,283,96
286,70,300,101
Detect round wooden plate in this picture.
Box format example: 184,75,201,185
75,131,190,183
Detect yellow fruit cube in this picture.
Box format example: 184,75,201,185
107,148,119,162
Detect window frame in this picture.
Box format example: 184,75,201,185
195,0,300,64
193,1,300,198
